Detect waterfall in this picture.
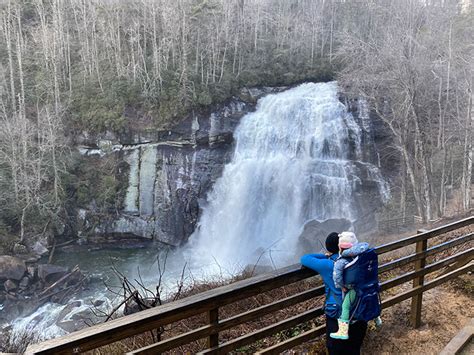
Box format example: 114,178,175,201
188,82,388,273
6,82,390,346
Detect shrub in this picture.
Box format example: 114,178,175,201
68,155,124,213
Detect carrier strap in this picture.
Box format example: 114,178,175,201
344,255,359,269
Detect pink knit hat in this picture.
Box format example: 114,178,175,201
338,231,358,249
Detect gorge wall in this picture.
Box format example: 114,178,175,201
73,83,394,248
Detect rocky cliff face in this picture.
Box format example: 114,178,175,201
75,87,288,246
73,85,393,247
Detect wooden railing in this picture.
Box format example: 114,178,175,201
26,216,474,354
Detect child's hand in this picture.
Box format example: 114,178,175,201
342,287,348,293
324,251,332,257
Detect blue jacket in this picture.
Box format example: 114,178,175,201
300,253,342,317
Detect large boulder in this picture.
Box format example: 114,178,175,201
298,218,353,254
0,256,26,281
37,264,68,284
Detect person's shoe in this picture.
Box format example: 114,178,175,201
330,319,349,340
375,316,383,328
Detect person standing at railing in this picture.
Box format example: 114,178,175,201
300,232,368,355
329,232,382,341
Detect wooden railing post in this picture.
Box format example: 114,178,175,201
410,229,427,328
207,308,219,349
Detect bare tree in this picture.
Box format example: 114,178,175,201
0,0,472,238
337,0,472,221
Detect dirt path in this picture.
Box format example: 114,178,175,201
362,280,473,354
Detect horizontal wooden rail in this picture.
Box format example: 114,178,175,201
198,308,325,354
378,233,473,273
380,248,474,292
376,216,473,255
128,286,326,354
255,324,326,355
26,216,474,354
381,262,473,309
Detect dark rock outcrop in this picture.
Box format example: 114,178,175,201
37,264,69,284
298,218,352,254
0,256,26,281
0,263,86,324
75,87,288,246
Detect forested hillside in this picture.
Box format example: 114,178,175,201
0,0,472,248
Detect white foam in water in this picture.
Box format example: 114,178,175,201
187,82,388,273
10,303,68,344
9,293,113,346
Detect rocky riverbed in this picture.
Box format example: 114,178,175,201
0,255,86,324
0,239,189,352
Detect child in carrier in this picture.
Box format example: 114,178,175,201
330,231,382,340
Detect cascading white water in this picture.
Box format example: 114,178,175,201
188,82,388,273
